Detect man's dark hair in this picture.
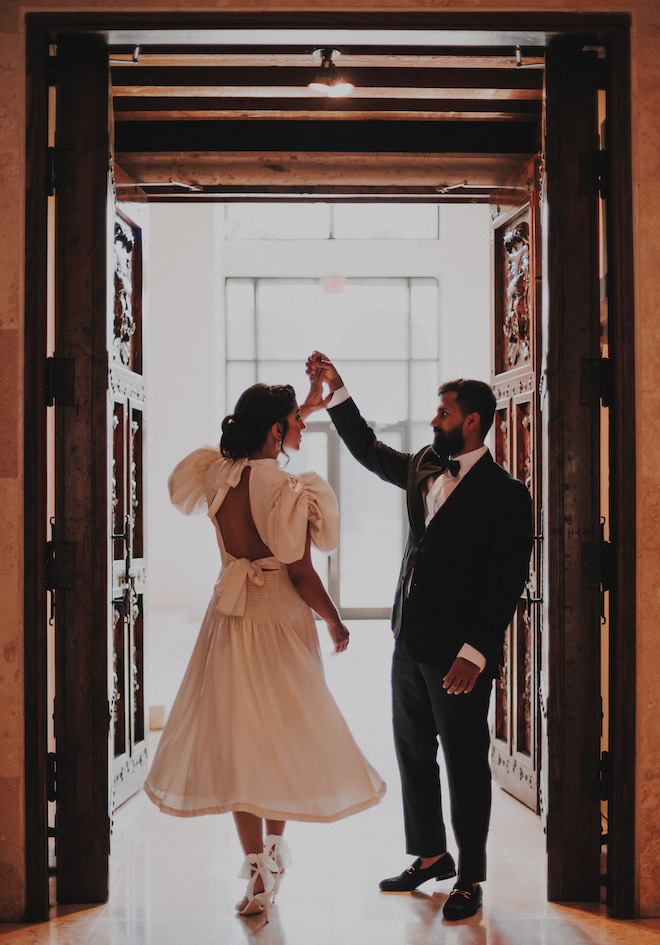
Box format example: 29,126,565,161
438,379,496,438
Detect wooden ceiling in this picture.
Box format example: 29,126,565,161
110,38,545,201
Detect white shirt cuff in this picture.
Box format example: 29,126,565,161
457,643,487,672
327,385,350,409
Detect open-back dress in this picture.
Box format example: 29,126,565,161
143,447,386,822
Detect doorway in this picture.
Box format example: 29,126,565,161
23,12,635,921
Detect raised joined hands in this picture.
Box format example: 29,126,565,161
300,351,344,419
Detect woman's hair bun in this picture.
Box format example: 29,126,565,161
220,384,296,460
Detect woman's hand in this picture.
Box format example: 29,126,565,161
327,619,350,654
299,367,332,419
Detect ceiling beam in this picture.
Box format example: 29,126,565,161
111,64,544,91
115,149,536,191
114,118,541,153
113,86,542,102
108,43,546,64
114,96,542,122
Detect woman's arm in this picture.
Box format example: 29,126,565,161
305,351,411,489
286,532,349,653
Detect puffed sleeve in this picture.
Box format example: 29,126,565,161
168,446,222,515
259,471,339,563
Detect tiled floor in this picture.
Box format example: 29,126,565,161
3,621,660,944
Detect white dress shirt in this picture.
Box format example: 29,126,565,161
327,385,487,672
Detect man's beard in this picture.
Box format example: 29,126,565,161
432,425,465,459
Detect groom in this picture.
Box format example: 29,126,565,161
307,352,533,920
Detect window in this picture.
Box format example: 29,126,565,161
225,274,440,616
225,276,439,450
224,204,440,241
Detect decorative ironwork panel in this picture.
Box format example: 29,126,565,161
495,626,510,742
516,400,533,494
490,163,541,812
132,594,145,746
517,601,533,756
495,209,533,375
495,405,510,472
112,403,125,562
110,209,147,811
130,407,144,559
112,601,126,759
113,214,143,372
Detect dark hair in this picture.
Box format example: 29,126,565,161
438,378,496,438
220,383,297,460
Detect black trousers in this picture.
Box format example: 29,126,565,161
392,637,494,884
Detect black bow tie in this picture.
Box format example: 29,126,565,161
442,459,461,478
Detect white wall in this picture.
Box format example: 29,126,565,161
437,204,492,385
145,204,226,625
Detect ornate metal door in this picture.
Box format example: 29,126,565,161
110,210,148,809
489,157,543,811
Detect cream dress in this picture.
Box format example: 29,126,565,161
144,448,386,822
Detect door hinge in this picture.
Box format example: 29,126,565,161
45,357,75,407
601,536,613,593
579,149,609,198
580,752,607,800
46,541,76,591
47,752,57,801
580,357,613,408
47,146,75,197
46,751,77,801
600,750,612,801
581,535,613,591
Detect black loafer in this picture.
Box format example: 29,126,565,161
379,853,457,892
442,883,483,920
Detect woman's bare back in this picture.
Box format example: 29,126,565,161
215,465,274,560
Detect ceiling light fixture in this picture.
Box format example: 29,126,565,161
308,47,354,97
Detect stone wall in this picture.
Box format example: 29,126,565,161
1,0,659,921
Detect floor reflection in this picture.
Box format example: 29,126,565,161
2,621,660,944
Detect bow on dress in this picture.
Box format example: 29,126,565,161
205,457,282,617
214,556,279,616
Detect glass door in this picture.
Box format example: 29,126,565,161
288,421,405,618
225,273,440,618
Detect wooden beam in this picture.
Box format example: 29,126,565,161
114,96,542,122
109,44,546,66
116,108,540,123
111,64,544,91
115,150,535,190
114,118,541,154
114,85,542,101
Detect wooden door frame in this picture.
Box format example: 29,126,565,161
544,36,603,904
25,29,113,913
23,9,635,920
52,33,113,905
603,24,636,920
24,21,51,923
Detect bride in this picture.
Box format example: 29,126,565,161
144,380,385,921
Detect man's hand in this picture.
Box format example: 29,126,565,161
442,657,480,694
306,351,344,392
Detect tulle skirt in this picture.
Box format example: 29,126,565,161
144,566,385,821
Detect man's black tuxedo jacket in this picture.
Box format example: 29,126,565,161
329,396,534,676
